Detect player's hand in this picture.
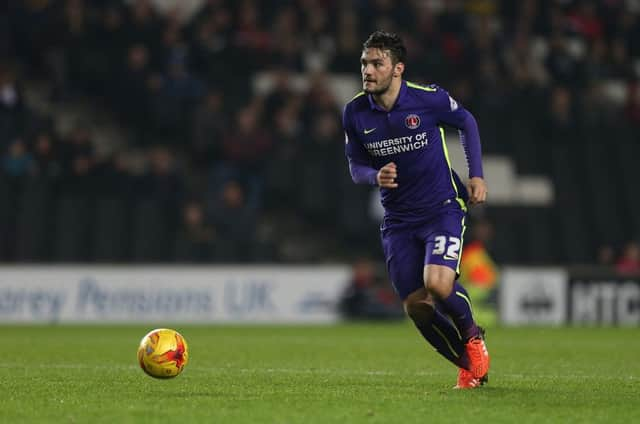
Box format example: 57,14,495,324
467,177,487,205
377,162,398,188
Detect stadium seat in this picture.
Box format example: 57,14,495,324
92,196,130,262
521,207,554,264
0,176,20,260
584,142,624,246
131,199,174,262
52,195,92,262
550,146,591,263
614,140,640,238
484,206,521,264
15,178,53,262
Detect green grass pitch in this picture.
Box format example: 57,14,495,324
2,324,639,423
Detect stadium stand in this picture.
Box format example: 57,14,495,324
1,0,639,265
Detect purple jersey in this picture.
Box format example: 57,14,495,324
343,80,483,222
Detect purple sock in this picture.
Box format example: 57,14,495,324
437,281,480,342
413,307,469,369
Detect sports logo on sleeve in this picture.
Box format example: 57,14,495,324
405,114,421,129
449,95,459,111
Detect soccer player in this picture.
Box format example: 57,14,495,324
342,31,490,389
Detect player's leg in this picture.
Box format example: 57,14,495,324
424,265,488,378
421,212,490,380
381,225,467,369
437,280,478,337
424,265,479,341
403,288,469,370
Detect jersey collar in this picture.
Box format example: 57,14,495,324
367,80,408,111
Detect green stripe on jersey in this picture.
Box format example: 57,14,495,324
350,91,365,101
456,216,466,274
439,127,467,212
406,81,437,92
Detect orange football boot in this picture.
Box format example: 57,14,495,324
454,368,481,389
454,367,489,389
465,333,490,380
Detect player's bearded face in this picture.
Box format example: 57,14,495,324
361,48,395,95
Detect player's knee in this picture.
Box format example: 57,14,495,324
426,278,452,299
424,269,455,299
404,300,435,325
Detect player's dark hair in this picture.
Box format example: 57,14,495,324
363,31,407,65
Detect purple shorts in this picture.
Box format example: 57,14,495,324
380,206,466,300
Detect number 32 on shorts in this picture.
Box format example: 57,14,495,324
432,236,461,260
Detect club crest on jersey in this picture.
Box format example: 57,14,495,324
405,114,421,129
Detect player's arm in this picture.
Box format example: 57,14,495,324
343,118,398,188
347,149,398,189
433,89,487,204
345,136,377,185
343,105,389,187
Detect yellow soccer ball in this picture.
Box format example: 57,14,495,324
137,328,189,379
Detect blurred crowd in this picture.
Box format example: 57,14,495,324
1,0,639,264
597,241,640,275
